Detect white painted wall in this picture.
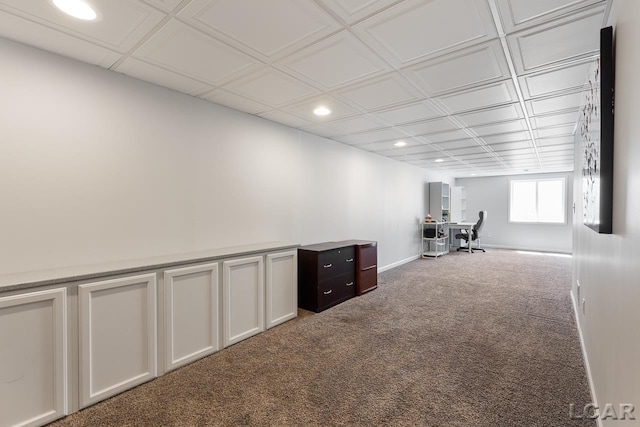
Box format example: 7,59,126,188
573,2,640,425
0,38,450,275
455,172,573,253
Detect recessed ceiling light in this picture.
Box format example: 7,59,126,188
394,141,407,147
434,158,444,163
313,106,331,116
471,173,477,176
52,0,98,21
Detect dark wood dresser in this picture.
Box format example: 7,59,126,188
298,242,356,312
298,240,377,312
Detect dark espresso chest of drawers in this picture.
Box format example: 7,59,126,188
298,242,357,312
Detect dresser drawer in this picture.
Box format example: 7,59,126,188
356,266,377,295
317,273,356,310
357,244,377,269
317,247,355,279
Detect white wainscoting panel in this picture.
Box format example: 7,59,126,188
164,263,219,372
265,250,298,329
222,256,264,347
79,274,157,408
0,288,67,427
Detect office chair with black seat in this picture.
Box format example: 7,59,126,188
456,210,487,252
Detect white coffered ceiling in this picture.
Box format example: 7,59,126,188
0,0,608,177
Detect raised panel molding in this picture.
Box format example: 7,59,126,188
225,67,318,108
222,256,264,347
518,58,593,99
164,263,220,372
334,126,408,146
404,40,510,97
506,5,604,74
266,251,298,329
133,20,260,87
278,31,390,90
353,0,497,67
140,0,184,13
496,0,604,33
435,80,518,114
201,89,270,115
0,0,166,52
372,100,444,125
317,0,400,24
456,103,524,127
337,73,420,112
115,57,213,96
525,90,583,116
79,274,157,408
398,117,460,137
179,0,341,60
0,288,67,427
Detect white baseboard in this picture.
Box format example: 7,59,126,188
570,290,602,427
480,243,572,254
378,254,420,273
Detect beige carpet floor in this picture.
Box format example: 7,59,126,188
49,249,594,426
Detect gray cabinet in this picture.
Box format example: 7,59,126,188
429,182,450,222
450,186,467,223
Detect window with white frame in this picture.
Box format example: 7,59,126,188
509,178,566,223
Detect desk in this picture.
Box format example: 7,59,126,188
448,222,475,253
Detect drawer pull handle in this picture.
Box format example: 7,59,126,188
346,258,354,262
323,263,332,268
323,290,332,295
346,282,354,286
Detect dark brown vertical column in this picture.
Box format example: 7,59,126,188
356,242,377,296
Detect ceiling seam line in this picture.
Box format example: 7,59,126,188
487,0,542,169
108,0,197,72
